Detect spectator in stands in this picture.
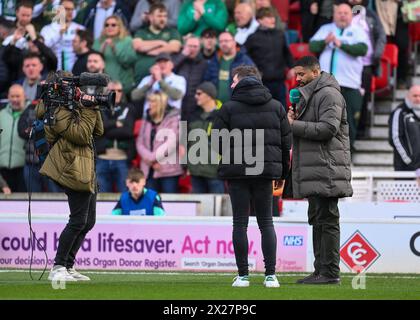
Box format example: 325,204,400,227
0,0,19,21
112,168,165,215
130,0,180,33
93,15,137,95
16,52,44,101
200,28,218,61
245,7,294,107
313,0,334,31
131,52,187,116
388,85,420,172
226,2,259,46
178,0,228,36
204,31,254,103
212,65,291,287
285,56,352,285
300,0,320,42
173,36,208,121
0,84,27,192
136,92,183,193
18,101,61,192
2,1,36,49
96,81,136,193
0,173,11,194
349,0,386,139
187,81,224,193
80,0,132,40
309,2,368,148
253,0,284,30
0,17,15,98
375,0,410,89
41,0,85,72
132,3,182,84
72,29,94,76
32,0,61,30
83,51,107,95
3,33,57,83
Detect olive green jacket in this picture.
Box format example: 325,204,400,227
36,102,104,193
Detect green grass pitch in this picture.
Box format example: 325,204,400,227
1,270,419,300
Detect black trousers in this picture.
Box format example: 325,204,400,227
0,167,26,192
358,65,373,136
228,179,276,276
54,188,97,268
307,197,340,278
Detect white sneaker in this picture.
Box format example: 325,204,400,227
48,265,77,282
232,275,250,287
263,275,280,288
67,268,90,281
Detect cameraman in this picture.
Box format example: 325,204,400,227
36,71,104,282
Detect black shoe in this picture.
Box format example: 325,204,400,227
296,272,319,284
301,274,341,285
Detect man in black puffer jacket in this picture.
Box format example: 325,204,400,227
212,65,292,288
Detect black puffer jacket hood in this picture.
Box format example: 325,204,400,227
231,76,272,106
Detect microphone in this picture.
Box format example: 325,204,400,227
79,72,110,87
289,88,301,113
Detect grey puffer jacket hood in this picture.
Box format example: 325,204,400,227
288,72,353,198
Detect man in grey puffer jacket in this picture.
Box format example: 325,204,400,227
286,55,353,285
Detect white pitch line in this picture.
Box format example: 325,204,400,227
0,269,419,279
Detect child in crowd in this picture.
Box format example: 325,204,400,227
112,168,165,216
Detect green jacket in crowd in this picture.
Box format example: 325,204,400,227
93,36,137,95
287,72,353,199
178,0,228,36
36,102,104,193
187,106,221,179
0,104,25,169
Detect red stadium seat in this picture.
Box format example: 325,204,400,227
370,43,399,126
289,43,315,61
409,22,420,75
178,174,192,193
287,0,302,40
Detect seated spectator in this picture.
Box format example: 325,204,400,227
0,84,27,192
204,31,254,103
15,52,44,101
173,36,208,121
96,81,136,193
226,2,259,46
18,101,61,192
131,53,186,117
0,172,11,194
132,3,182,84
388,85,420,172
40,0,85,72
187,82,224,194
130,0,180,33
178,0,228,36
72,29,95,76
245,7,294,107
112,168,165,216
136,92,183,193
93,15,137,95
79,0,132,40
254,0,284,30
200,28,218,61
310,3,368,148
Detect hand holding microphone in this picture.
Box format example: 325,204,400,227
288,88,301,125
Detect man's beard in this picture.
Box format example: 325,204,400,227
405,97,420,118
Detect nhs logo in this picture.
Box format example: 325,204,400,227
283,236,304,246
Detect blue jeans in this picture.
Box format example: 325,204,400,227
96,159,128,193
24,164,61,192
191,176,225,193
146,171,180,193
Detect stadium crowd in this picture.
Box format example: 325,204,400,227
0,0,419,194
